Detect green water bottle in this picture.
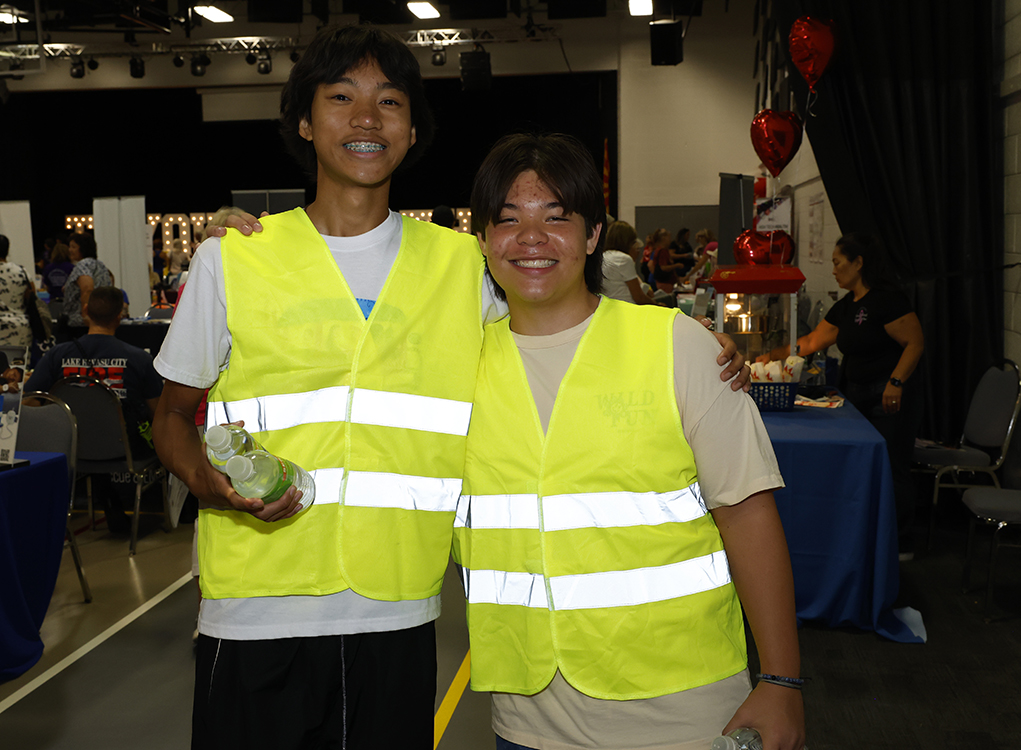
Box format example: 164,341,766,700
205,424,263,473
225,450,316,511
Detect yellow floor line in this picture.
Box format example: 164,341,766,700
434,650,471,749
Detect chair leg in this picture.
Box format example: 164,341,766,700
927,468,947,551
65,523,93,603
86,475,95,530
962,516,977,592
130,477,143,556
985,522,1006,615
160,469,172,533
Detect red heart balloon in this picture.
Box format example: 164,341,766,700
789,17,835,92
751,110,803,178
765,230,795,265
733,230,771,265
733,230,796,266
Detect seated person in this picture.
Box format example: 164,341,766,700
453,133,806,750
26,286,164,533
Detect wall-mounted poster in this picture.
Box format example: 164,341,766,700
754,195,792,232
0,345,28,465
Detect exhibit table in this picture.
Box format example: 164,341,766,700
0,452,70,681
761,404,924,643
117,319,171,357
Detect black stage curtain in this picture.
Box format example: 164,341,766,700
773,0,1002,442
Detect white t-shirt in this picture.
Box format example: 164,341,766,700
600,250,640,303
492,308,784,750
155,210,505,639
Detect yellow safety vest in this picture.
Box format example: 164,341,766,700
452,298,746,700
201,209,484,601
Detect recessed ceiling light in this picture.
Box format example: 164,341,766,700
194,5,234,23
629,0,653,16
408,3,440,20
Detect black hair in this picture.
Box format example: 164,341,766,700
0,235,8,259
470,133,606,300
69,232,97,258
835,232,896,290
430,205,456,228
279,24,435,181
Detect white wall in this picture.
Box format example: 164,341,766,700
617,1,759,226
776,135,842,317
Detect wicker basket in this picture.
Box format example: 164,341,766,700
749,382,799,412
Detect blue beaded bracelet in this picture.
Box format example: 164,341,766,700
755,673,805,689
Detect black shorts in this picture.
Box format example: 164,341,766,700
192,622,437,750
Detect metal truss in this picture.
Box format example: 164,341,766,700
403,26,559,47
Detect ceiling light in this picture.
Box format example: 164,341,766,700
408,2,440,19
172,54,185,68
257,52,272,75
629,0,653,15
0,11,29,24
431,45,446,66
130,56,145,78
69,56,85,79
194,5,234,23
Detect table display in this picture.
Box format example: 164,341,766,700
0,452,70,681
761,403,923,643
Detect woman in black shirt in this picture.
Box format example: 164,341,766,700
759,233,925,555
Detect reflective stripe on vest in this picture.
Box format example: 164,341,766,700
455,484,708,531
462,549,731,610
208,386,472,436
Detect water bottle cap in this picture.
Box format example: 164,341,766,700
710,737,740,750
205,424,231,451
226,455,255,481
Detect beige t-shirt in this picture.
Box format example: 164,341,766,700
490,307,784,750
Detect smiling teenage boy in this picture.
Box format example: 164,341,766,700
452,133,806,750
153,26,492,750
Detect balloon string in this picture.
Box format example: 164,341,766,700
805,89,818,118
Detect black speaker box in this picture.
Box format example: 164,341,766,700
460,50,492,92
248,0,303,23
650,20,684,66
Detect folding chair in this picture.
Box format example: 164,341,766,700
961,486,1021,614
19,391,92,602
913,360,1021,549
49,375,170,556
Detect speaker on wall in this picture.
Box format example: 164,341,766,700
460,49,492,91
248,0,302,23
650,19,684,66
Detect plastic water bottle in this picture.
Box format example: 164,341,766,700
205,424,263,473
711,728,763,750
225,450,316,510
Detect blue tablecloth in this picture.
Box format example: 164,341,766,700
761,405,923,643
0,452,70,681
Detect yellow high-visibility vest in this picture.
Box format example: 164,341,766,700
453,298,746,700
201,209,484,601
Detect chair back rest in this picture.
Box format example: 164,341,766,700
18,392,77,501
963,360,1021,453
50,375,133,465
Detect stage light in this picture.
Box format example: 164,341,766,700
130,56,145,79
191,53,211,76
431,45,446,66
257,52,272,75
629,0,653,15
408,2,440,19
194,5,233,22
69,56,85,79
290,50,300,63
245,51,257,65
87,57,99,70
173,54,185,68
